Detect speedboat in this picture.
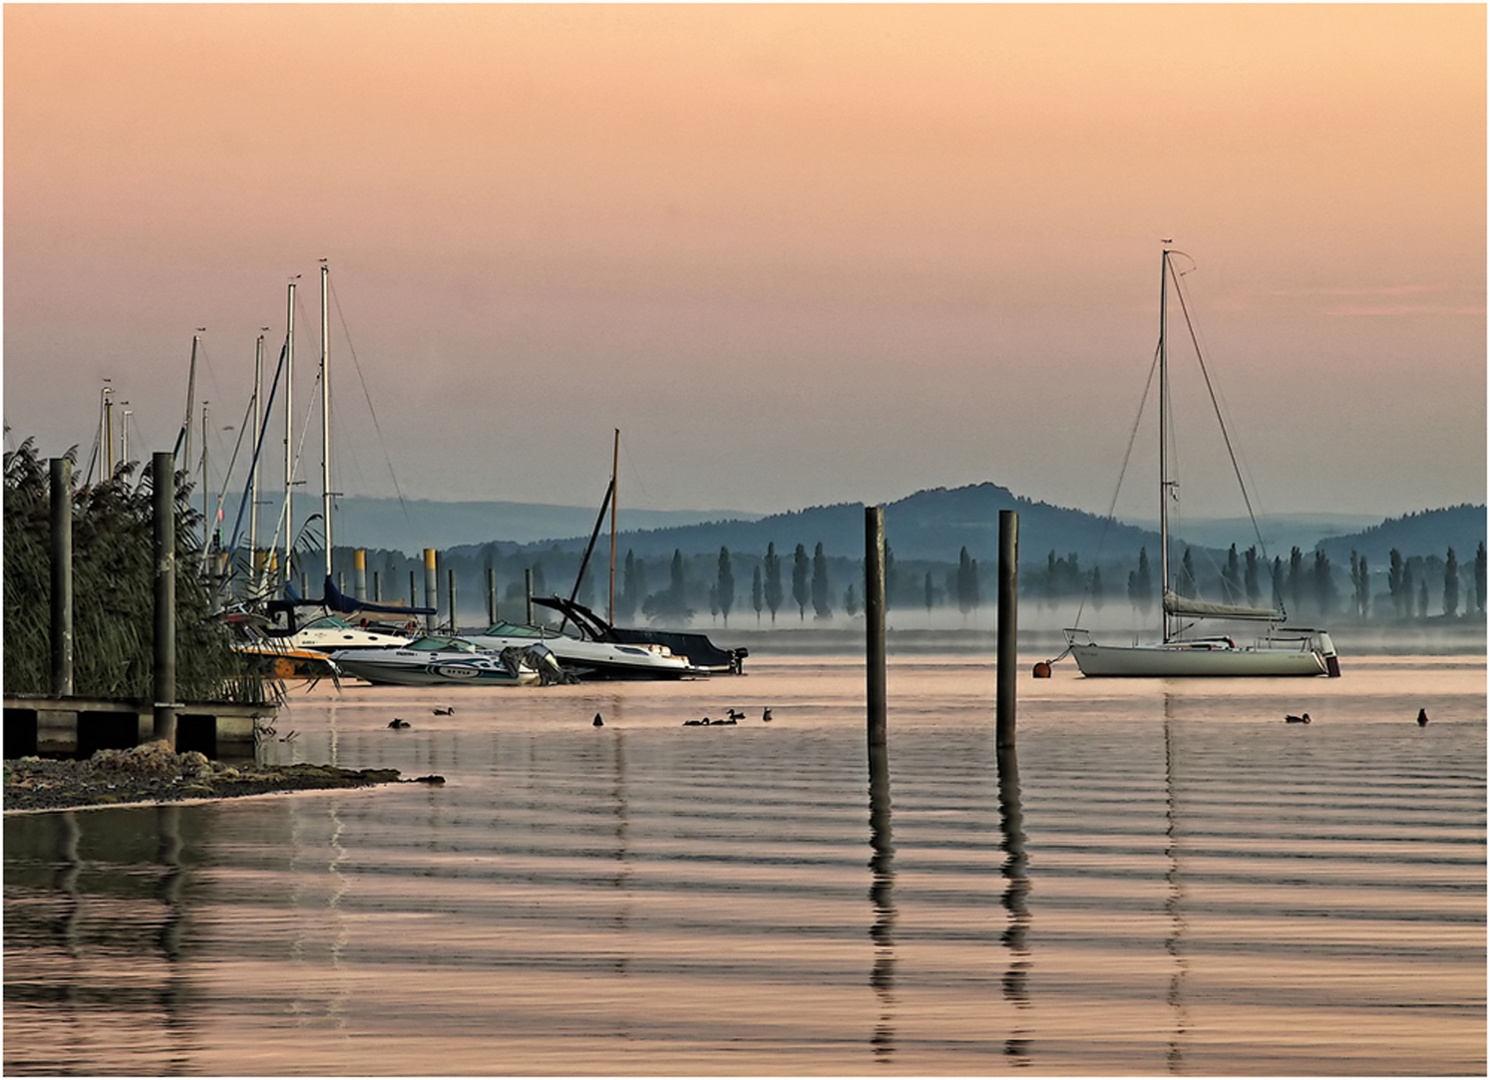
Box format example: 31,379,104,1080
286,612,413,654
464,620,704,680
329,636,543,687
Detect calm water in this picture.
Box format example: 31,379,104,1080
5,651,1484,1075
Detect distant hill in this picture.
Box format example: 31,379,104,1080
1315,504,1487,567
468,482,1167,568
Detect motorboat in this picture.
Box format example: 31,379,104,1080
464,620,704,680
534,596,747,675
329,636,545,687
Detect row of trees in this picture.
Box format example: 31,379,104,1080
318,535,1487,628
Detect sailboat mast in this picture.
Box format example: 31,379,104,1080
250,332,264,564
1159,248,1171,643
201,401,211,553
608,428,619,623
320,260,332,583
283,281,296,588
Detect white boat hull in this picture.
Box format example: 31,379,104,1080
1069,639,1332,677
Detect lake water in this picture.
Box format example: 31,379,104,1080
5,650,1485,1075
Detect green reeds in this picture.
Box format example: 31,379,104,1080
4,438,268,705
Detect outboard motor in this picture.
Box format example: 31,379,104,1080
1319,632,1341,677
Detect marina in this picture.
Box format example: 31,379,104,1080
5,649,1483,1075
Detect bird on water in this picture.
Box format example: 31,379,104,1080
433,706,454,716
726,709,745,720
388,718,411,729
762,707,773,722
593,713,604,727
1285,713,1311,724
1418,708,1430,726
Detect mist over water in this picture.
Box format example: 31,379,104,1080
5,650,1483,1075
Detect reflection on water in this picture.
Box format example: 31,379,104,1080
867,736,896,1062
5,654,1485,1075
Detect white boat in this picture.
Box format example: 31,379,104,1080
464,620,703,680
1065,249,1340,679
287,613,412,654
330,636,544,687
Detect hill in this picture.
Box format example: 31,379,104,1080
1315,504,1487,567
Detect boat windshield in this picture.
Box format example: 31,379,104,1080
406,637,478,653
481,622,573,640
303,615,352,630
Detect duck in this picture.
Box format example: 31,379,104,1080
726,709,746,721
388,718,411,729
1284,713,1310,724
1417,708,1429,726
720,717,738,725
683,719,705,726
432,706,454,716
762,707,773,722
593,713,604,727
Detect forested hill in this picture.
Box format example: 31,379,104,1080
465,482,1163,567
1315,504,1487,567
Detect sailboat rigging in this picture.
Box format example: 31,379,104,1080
1064,248,1340,678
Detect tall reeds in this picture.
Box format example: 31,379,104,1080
4,438,264,703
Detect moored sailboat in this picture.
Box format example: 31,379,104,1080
1064,249,1340,678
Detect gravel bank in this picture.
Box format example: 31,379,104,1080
4,740,444,813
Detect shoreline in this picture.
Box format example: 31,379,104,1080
3,740,443,814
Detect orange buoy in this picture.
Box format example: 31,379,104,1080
1032,661,1052,679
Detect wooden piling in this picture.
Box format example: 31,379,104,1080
997,509,1018,760
486,567,498,625
354,549,367,603
423,549,437,633
447,569,458,634
525,568,535,626
50,457,74,697
866,506,888,755
152,452,176,747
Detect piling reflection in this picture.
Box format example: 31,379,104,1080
867,738,897,1062
997,744,1031,1065
1162,694,1190,1073
51,811,82,956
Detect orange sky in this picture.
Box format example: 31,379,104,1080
4,4,1484,521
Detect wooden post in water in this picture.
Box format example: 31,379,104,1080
152,452,177,747
408,570,417,613
447,569,458,633
373,570,382,603
525,568,535,626
997,510,1019,762
354,549,367,604
50,457,74,697
866,506,888,758
423,549,438,633
486,567,498,625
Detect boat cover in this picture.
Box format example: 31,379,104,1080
1163,589,1281,621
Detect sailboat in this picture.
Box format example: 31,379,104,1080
1064,249,1340,678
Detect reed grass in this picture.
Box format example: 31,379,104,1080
4,438,267,704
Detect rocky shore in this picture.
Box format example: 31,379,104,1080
3,740,443,813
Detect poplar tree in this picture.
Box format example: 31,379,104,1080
792,543,810,621
811,542,831,618
1244,546,1261,607
716,547,735,625
1090,566,1105,611
1388,549,1405,617
1443,547,1459,618
1223,544,1242,603
752,565,763,624
763,542,782,624
924,571,935,623
1476,541,1486,615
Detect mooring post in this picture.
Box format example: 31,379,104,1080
408,570,417,612
354,549,367,604
997,509,1019,762
525,568,535,626
486,566,498,625
152,452,177,748
50,457,74,697
866,506,888,760
423,549,438,633
447,569,458,634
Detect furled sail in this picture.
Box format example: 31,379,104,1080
1163,589,1281,621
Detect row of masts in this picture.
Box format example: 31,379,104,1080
91,262,335,599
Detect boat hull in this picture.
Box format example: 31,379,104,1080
1069,641,1331,677
332,656,539,687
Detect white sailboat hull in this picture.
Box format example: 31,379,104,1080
1069,639,1332,677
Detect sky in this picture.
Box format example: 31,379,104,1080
4,4,1485,526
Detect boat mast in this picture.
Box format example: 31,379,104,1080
201,400,211,553
608,428,619,623
250,331,264,566
101,383,115,480
1159,248,1171,643
283,281,296,589
320,260,332,584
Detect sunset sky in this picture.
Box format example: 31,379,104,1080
4,4,1484,526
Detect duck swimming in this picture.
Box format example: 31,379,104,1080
1284,713,1310,724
